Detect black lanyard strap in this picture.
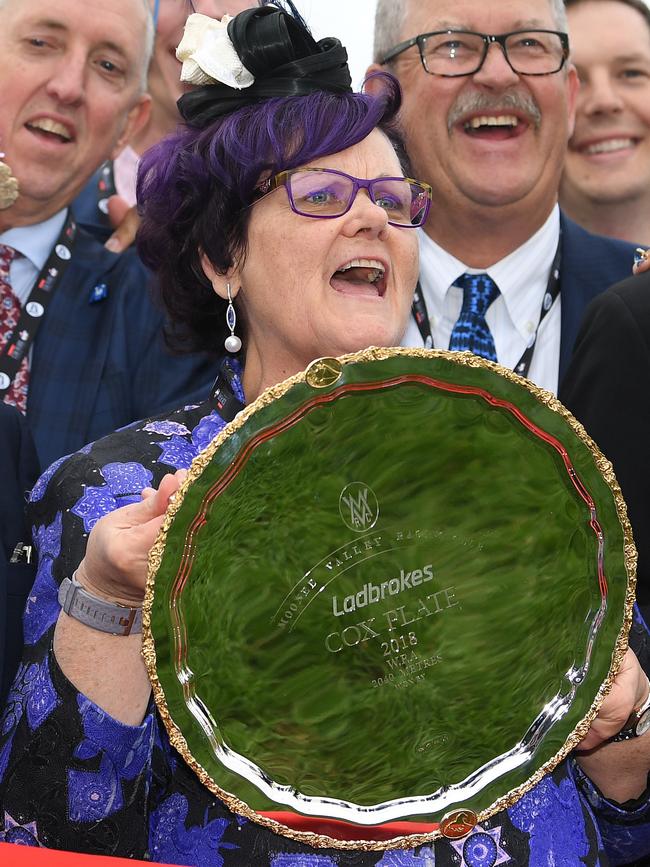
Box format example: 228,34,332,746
411,239,562,381
210,358,245,422
97,161,117,217
0,214,78,398
412,281,434,350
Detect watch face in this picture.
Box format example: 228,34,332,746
636,710,650,738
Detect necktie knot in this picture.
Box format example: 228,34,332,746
455,272,500,317
449,272,500,362
0,244,17,281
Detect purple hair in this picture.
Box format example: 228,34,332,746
137,76,405,355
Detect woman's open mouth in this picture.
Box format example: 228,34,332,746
330,258,387,297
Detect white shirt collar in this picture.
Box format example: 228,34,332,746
486,206,560,343
418,205,560,343
0,209,68,271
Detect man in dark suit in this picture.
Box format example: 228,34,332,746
372,0,638,391
0,0,216,468
0,402,39,707
560,269,650,621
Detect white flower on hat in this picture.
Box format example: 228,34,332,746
176,13,255,89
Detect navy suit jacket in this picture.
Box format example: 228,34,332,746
25,224,217,468
557,214,637,382
0,403,39,708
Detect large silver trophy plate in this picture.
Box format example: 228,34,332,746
144,348,634,850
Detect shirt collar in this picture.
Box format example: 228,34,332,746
418,229,467,308
0,208,68,271
419,205,560,342
488,206,560,340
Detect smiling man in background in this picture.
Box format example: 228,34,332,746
373,0,638,395
560,0,650,245
0,0,215,467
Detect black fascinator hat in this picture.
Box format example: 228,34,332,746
178,1,353,128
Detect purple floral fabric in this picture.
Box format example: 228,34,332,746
0,371,649,865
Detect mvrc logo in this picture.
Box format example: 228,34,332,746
339,482,379,532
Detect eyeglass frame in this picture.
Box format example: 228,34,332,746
380,29,570,78
254,168,433,228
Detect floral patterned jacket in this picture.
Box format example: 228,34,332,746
1,378,650,866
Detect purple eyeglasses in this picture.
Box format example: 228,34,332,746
254,168,432,228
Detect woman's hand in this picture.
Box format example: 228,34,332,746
633,248,650,275
575,649,650,802
104,195,141,253
75,470,186,606
54,472,186,724
577,649,648,751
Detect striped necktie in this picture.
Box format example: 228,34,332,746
448,272,500,362
0,244,29,413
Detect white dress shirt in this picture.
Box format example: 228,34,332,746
402,206,562,395
0,209,68,305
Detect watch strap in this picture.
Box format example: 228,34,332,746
58,575,143,636
609,685,650,742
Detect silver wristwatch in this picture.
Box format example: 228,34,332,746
58,575,143,636
610,689,650,742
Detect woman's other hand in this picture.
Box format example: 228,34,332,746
578,649,648,751
75,470,186,606
576,649,650,802
633,248,650,275
104,196,141,253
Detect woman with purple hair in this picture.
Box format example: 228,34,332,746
1,3,649,866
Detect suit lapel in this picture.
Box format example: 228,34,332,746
27,230,121,457
558,214,635,383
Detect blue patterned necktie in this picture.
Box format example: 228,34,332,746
448,272,500,362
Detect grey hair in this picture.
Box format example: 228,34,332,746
374,0,568,63
551,0,568,29
137,0,156,92
373,0,406,64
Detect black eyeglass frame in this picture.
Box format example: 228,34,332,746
254,168,433,228
380,29,570,78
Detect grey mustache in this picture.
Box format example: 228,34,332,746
447,92,542,131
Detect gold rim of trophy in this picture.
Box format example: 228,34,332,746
143,346,636,851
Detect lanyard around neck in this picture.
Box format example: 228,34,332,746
96,161,117,218
210,358,246,421
0,213,78,398
411,239,562,381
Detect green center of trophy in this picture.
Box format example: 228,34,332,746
148,352,629,835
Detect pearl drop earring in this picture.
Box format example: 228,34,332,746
224,283,242,353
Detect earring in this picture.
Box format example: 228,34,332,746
224,283,242,353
